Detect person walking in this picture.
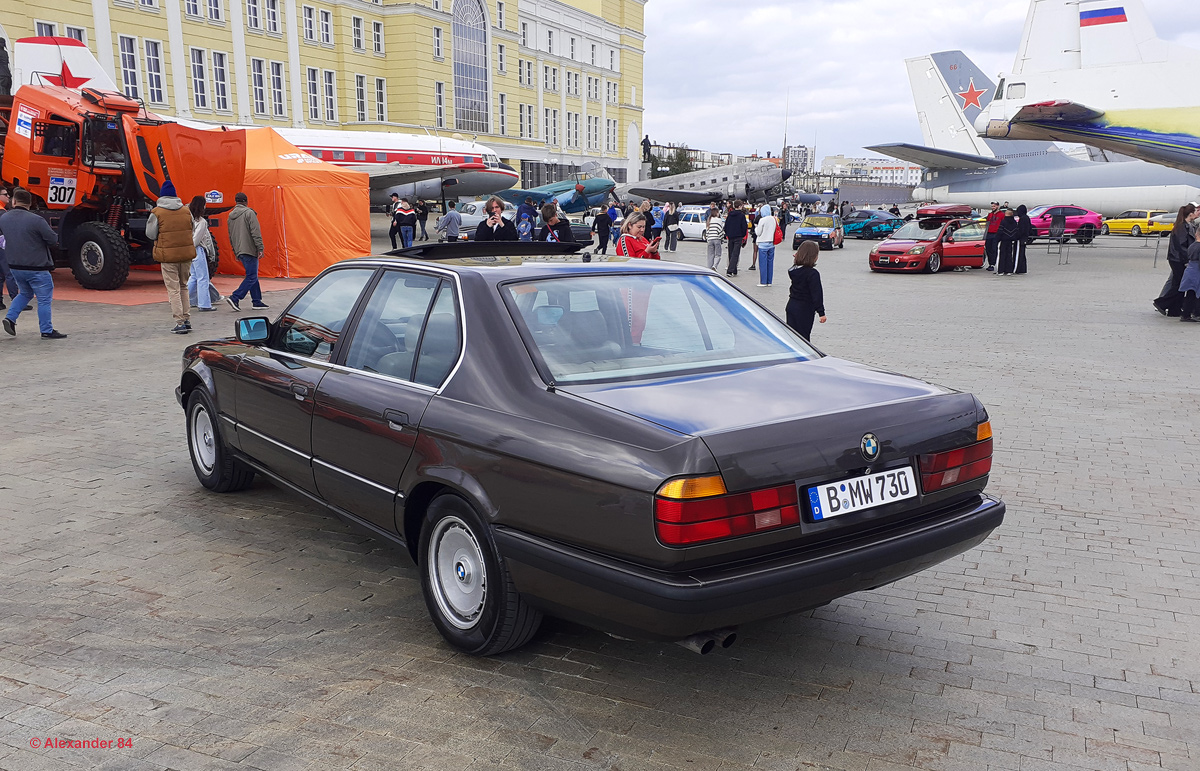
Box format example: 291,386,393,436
435,204,462,242
537,204,575,242
186,195,219,313
996,208,1019,275
754,204,778,287
785,241,826,341
1154,204,1196,316
704,205,725,272
724,200,748,276
590,207,613,254
474,196,518,241
1180,238,1200,322
1,188,65,339
226,192,268,312
393,198,416,248
661,202,680,252
0,187,17,309
614,212,660,259
145,180,195,334
984,202,1003,271
415,199,430,241
387,193,402,249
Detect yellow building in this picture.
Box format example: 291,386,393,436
0,0,645,186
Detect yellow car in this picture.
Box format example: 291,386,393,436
1101,210,1171,236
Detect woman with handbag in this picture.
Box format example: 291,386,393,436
186,195,220,312
754,204,780,286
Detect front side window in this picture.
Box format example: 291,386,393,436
452,0,488,132
504,274,817,384
273,269,375,360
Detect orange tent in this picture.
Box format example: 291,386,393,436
212,128,370,278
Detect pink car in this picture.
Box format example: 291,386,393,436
1026,205,1103,244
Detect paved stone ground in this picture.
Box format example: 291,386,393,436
1,221,1197,771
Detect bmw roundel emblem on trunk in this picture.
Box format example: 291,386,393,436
860,433,880,461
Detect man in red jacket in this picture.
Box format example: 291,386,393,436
984,202,1004,271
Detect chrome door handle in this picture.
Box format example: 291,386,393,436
290,384,308,400
383,409,410,430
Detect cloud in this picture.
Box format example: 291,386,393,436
642,0,1200,160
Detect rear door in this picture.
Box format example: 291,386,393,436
235,267,376,492
311,270,462,532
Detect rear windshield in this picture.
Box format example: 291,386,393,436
802,216,835,228
503,273,818,384
891,221,943,241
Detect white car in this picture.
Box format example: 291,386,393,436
677,207,710,240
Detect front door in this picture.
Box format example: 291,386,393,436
943,221,986,267
312,270,462,533
235,267,376,493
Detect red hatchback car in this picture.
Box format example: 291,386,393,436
869,216,986,273
1026,205,1102,243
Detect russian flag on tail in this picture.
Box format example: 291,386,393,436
1080,6,1128,26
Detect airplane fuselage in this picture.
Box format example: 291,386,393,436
615,161,785,204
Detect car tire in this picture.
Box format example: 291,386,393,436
1131,225,1142,237
186,388,256,493
925,252,942,274
69,222,131,290
1076,225,1096,245
419,493,542,655
1100,223,1109,236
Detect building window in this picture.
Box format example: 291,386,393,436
355,75,367,121
543,108,558,145
303,6,315,40
496,1,504,28
118,36,140,100
373,21,384,53
323,70,337,121
307,68,320,120
610,50,615,70
497,44,505,73
319,9,332,44
569,37,575,59
520,22,527,47
185,0,200,16
590,43,596,65
208,0,222,22
35,22,56,37
606,118,616,152
251,59,266,114
451,0,488,132
190,48,209,109
543,66,557,92
434,82,444,128
518,103,526,138
265,0,279,32
432,0,441,9
547,29,553,54
352,17,364,50
375,78,386,121
140,0,156,7
498,93,506,135
587,115,599,149
524,60,533,86
433,28,443,59
144,40,165,104
212,52,229,111
271,61,286,117
65,26,87,43
247,0,260,29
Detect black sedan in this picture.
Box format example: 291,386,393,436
178,242,1004,656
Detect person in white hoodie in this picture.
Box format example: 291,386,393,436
186,195,219,311
754,204,778,287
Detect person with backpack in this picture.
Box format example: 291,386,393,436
753,204,779,287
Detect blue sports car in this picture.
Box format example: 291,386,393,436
842,210,904,240
792,214,845,251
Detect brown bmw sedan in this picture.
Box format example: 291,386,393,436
177,243,1003,656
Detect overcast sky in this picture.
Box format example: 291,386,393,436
642,0,1200,161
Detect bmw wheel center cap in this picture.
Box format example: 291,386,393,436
860,433,880,461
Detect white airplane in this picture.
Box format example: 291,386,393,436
868,50,1200,217
11,36,519,205
613,161,791,205
974,0,1200,176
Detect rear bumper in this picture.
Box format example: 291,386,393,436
495,493,1004,640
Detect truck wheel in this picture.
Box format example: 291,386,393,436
69,222,131,290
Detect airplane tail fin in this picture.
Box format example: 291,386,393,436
1015,0,1173,73
905,51,996,157
13,36,118,92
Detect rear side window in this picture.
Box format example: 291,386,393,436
272,268,374,360
412,282,462,387
343,270,441,380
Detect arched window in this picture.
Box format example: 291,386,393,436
452,0,489,132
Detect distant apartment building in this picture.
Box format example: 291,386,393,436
783,144,815,174
0,0,646,185
820,155,921,185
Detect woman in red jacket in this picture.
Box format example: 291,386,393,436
614,212,661,259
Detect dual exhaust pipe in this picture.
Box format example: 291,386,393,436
675,627,738,655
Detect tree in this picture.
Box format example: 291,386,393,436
651,146,695,178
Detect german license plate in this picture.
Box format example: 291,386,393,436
807,466,916,520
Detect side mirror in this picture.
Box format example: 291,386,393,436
236,316,270,344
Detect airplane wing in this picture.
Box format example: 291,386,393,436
866,143,1007,170
1010,101,1107,124
347,161,487,190
624,186,722,205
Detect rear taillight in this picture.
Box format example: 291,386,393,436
654,475,799,546
919,426,993,493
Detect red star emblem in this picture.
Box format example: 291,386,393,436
44,62,91,90
956,79,987,111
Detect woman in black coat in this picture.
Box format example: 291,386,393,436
785,241,826,341
473,197,519,241
1153,204,1196,316
996,210,1019,275
1013,204,1033,274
